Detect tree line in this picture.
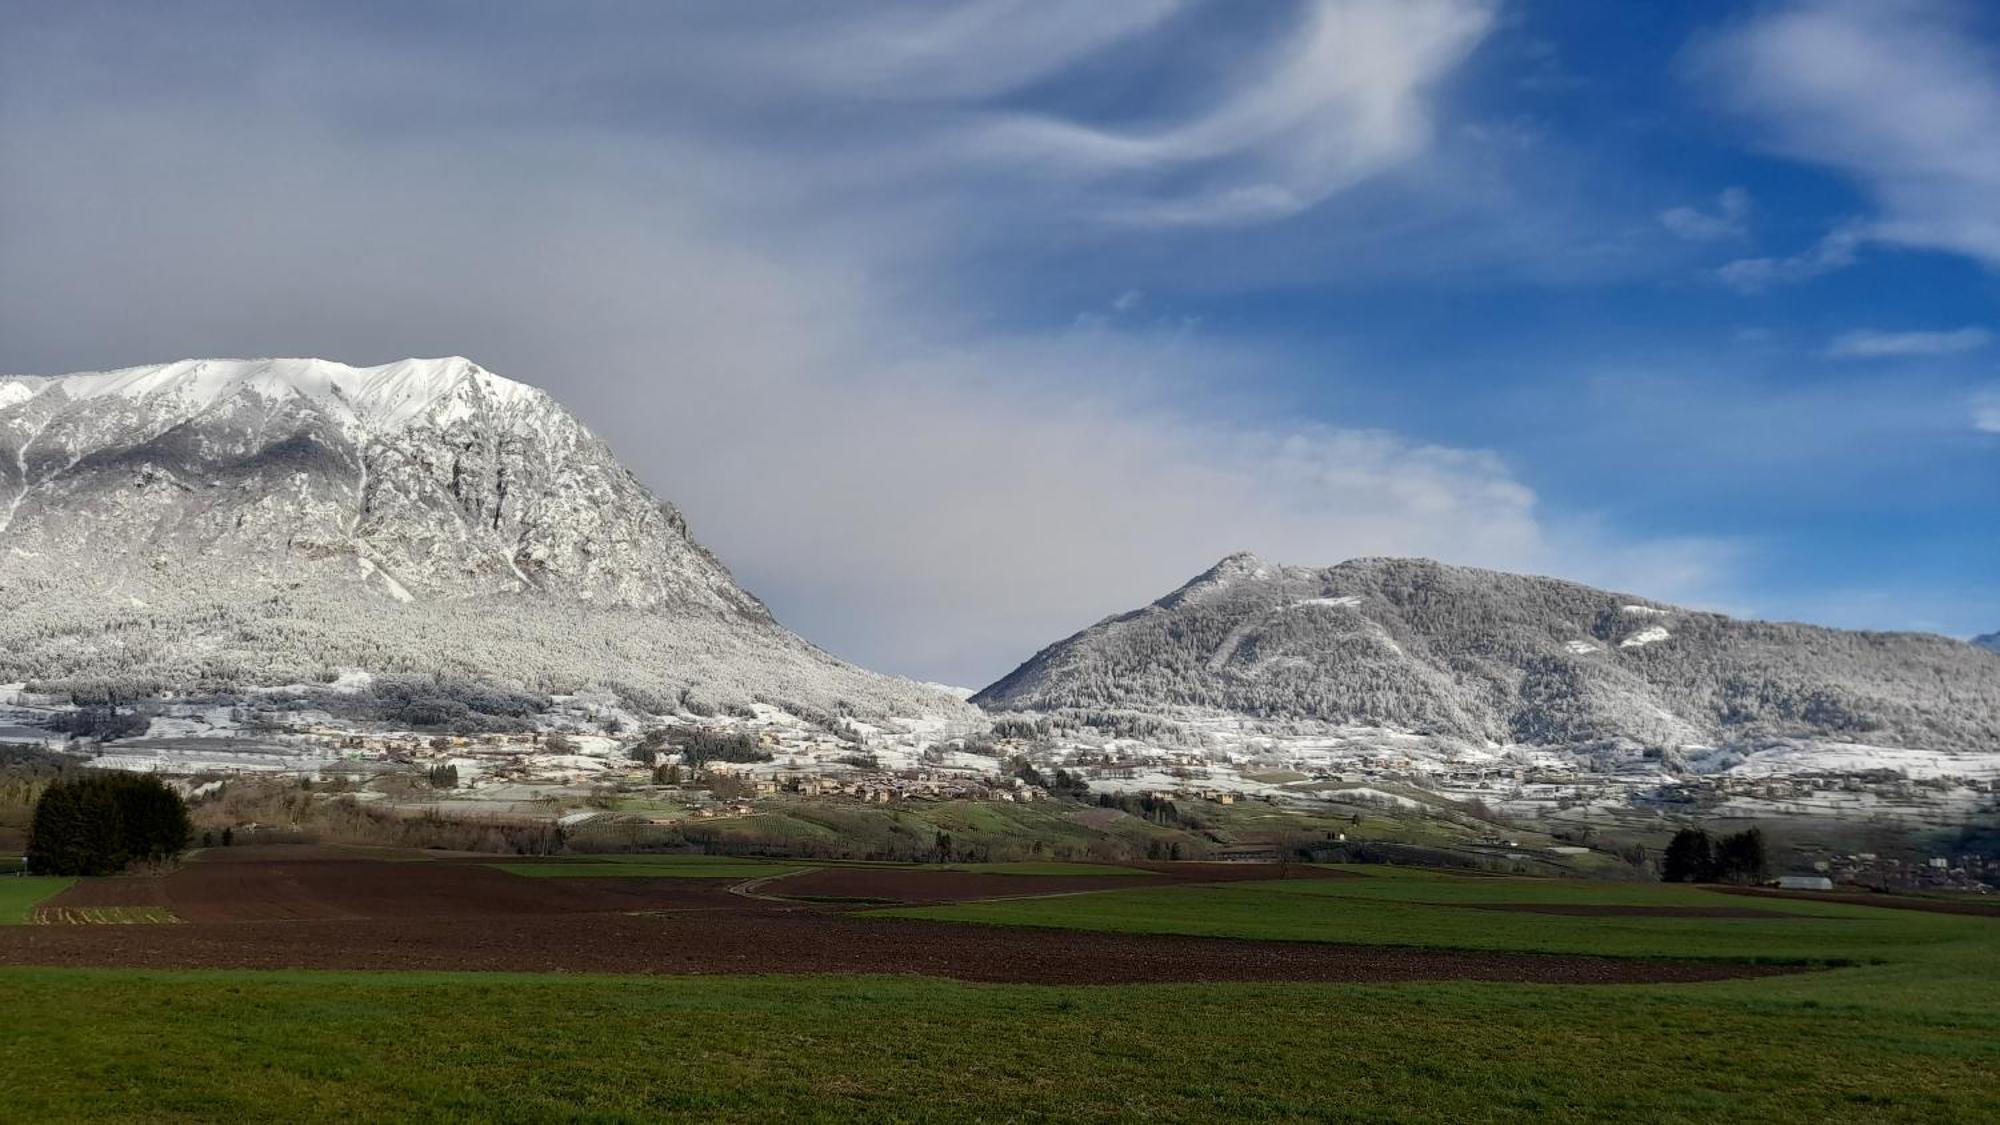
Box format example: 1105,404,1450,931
1660,827,1767,884
27,773,192,876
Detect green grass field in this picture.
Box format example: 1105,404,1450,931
1,965,1993,1122
937,861,1149,876
558,852,782,864
0,876,73,923
500,856,1150,879
621,797,1211,864
2,867,1994,1121
883,872,1993,964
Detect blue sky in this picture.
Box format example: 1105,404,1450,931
2,0,1996,685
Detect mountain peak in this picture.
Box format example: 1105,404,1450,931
4,356,544,434
1,354,964,719
1207,550,1273,577
1153,551,1280,609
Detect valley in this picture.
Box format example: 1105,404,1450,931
11,5,2000,1119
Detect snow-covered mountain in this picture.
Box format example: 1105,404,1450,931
976,553,2000,755
0,357,964,719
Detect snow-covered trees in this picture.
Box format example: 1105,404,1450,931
976,555,2000,754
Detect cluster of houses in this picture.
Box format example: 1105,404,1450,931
1670,771,1991,802
1795,850,1995,893
732,770,1046,804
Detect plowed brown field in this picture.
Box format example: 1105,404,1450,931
0,847,1799,985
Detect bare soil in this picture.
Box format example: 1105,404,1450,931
0,847,1801,985
43,856,746,922
753,868,1173,903
40,876,174,911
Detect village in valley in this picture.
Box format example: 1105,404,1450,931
4,681,1991,891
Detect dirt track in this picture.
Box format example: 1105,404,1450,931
0,848,1801,985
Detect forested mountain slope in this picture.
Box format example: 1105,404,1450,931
0,357,964,719
976,554,2000,754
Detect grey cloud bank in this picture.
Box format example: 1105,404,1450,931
8,1,1977,685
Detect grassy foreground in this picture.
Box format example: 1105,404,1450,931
0,967,1994,1123
882,872,1996,963
0,875,73,923
3,868,1994,1121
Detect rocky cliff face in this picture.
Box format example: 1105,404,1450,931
1,357,759,614
975,554,2000,754
0,357,960,718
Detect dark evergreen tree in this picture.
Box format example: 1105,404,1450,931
1714,828,1769,884
26,778,124,875
26,773,191,875
1660,828,1715,883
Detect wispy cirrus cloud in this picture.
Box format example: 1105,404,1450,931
968,0,1498,225
1827,326,1992,359
1660,186,1751,242
1714,223,1864,292
1692,0,2000,276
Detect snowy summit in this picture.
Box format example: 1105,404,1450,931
0,356,967,719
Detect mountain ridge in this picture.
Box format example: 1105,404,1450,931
975,554,2000,754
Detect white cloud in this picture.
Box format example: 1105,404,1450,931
0,2,1739,686
1715,223,1863,292
1827,326,1992,359
1659,186,1750,241
1975,388,2000,433
1693,0,2000,270
970,0,1498,225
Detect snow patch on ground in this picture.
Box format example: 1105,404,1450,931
1319,786,1430,809
1288,596,1362,610
356,557,414,603
1713,742,2000,782
330,669,375,692
1620,626,1670,649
